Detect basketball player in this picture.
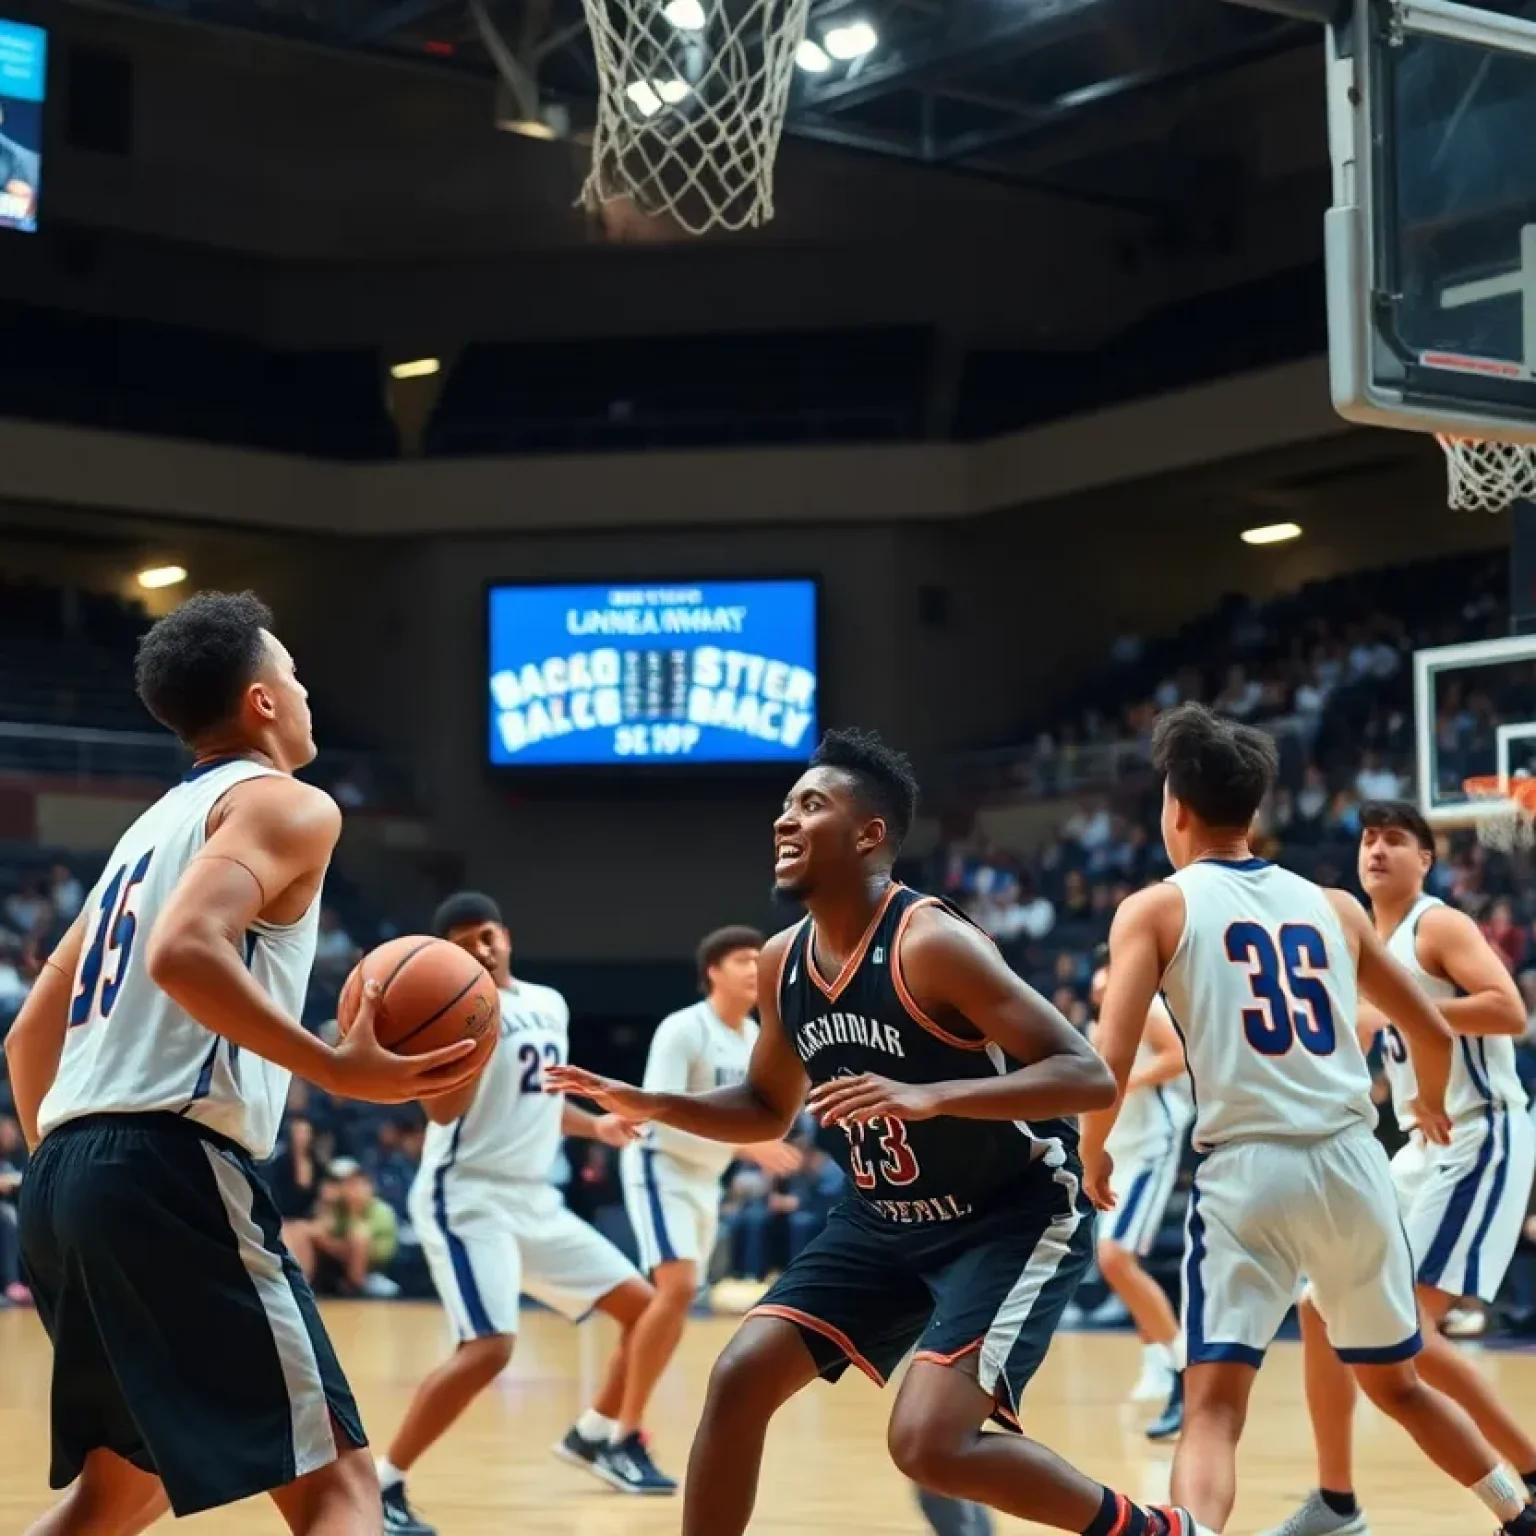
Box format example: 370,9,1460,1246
1083,703,1536,1536
376,892,681,1532
1086,961,1192,1440
4,591,480,1536
550,726,1213,1536
619,925,801,1424
1263,799,1536,1536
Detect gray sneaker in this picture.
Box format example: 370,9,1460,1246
1258,1491,1368,1536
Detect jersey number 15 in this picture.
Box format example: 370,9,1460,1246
69,851,154,1028
1224,921,1337,1056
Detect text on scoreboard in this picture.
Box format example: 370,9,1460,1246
487,580,820,766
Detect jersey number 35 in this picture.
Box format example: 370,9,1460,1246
1224,921,1337,1056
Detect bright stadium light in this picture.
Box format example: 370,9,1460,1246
663,0,706,29
390,358,441,380
137,565,187,590
1240,522,1303,546
823,19,877,59
656,77,691,104
625,79,663,116
795,38,831,71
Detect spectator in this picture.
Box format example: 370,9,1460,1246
1483,899,1528,975
313,908,359,979
310,1160,400,1298
1356,750,1403,801
0,1113,28,1306
0,937,28,1024
48,864,83,923
269,1116,321,1276
3,881,45,939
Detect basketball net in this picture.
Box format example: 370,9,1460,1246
1463,773,1536,850
578,0,810,234
1437,435,1536,513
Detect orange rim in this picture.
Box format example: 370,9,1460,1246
1464,775,1536,815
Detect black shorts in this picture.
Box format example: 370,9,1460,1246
18,1112,366,1517
752,1164,1092,1426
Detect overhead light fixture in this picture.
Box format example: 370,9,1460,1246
823,19,877,59
663,0,706,29
795,38,831,71
1240,522,1303,546
390,357,441,380
655,77,690,104
625,79,664,116
137,565,187,590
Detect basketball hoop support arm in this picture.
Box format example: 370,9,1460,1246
1392,0,1536,59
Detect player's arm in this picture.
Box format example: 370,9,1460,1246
544,930,808,1143
4,912,87,1150
147,776,478,1104
1325,889,1455,1141
1417,905,1527,1036
1078,885,1182,1187
806,905,1114,1130
1124,999,1186,1093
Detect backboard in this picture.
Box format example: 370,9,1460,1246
1415,630,1536,824
1326,0,1536,444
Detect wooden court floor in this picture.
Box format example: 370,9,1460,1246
4,1302,1534,1534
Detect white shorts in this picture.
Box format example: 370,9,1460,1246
1102,1138,1185,1257
620,1144,720,1274
1184,1124,1420,1367
409,1172,639,1341
1393,1105,1536,1304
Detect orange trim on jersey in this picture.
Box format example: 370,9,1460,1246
1107,1493,1132,1536
992,1399,1022,1430
748,1304,885,1385
911,1337,983,1367
805,882,903,1002
890,897,989,1051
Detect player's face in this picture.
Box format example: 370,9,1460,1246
1359,823,1431,900
708,946,760,1012
773,767,884,900
252,630,316,769
446,920,513,982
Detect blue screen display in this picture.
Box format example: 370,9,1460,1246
487,580,819,767
0,19,45,235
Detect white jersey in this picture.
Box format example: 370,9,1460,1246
1380,893,1528,1129
38,759,320,1160
419,980,571,1185
636,1000,758,1182
1105,999,1194,1165
1161,857,1375,1152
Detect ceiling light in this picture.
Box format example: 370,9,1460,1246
823,20,877,59
1240,522,1303,546
663,0,706,29
795,38,831,71
137,565,187,590
625,79,663,117
390,357,441,380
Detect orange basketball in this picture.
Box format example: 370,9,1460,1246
337,934,500,1075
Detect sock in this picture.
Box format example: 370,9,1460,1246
375,1458,405,1492
575,1408,617,1442
1166,1334,1186,1373
1083,1488,1154,1536
1470,1465,1527,1524
1319,1490,1357,1517
1147,1341,1174,1370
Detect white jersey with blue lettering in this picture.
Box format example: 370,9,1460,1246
1160,856,1375,1152
37,759,321,1160
417,980,571,1186
1104,998,1194,1165
1380,893,1528,1130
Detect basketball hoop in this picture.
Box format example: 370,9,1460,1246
1437,435,1536,513
1463,774,1536,850
578,0,810,234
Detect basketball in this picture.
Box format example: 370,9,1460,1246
337,935,500,1073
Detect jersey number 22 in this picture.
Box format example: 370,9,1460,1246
1224,921,1337,1056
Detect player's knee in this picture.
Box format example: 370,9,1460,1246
457,1332,515,1379
702,1331,779,1424
886,1407,964,1493
652,1259,697,1310
1352,1360,1424,1417
1096,1236,1135,1283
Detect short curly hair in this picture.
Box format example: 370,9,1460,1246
134,590,273,743
809,726,920,856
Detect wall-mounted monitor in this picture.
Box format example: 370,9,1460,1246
0,19,45,234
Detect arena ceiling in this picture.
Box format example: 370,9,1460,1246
77,0,1312,213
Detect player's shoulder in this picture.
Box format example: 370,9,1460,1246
656,999,710,1036
1115,879,1185,931
517,978,569,1016
214,771,341,837
1415,897,1479,946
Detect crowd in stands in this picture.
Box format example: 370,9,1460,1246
9,548,1536,1334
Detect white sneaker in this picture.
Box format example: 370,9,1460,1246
1130,1354,1175,1405
1256,1490,1368,1536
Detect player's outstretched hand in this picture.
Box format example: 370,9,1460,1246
593,1113,643,1147
740,1140,802,1176
806,1073,939,1128
1408,1094,1453,1146
544,1063,657,1122
327,979,482,1104
1082,1149,1116,1212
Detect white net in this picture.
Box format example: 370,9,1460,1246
1463,775,1536,851
1438,435,1536,513
579,0,810,234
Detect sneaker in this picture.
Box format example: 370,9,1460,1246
1503,1509,1536,1535
1130,1352,1176,1404
1145,1372,1184,1442
552,1424,609,1482
1153,1507,1220,1535
915,1488,994,1536
1255,1490,1368,1536
593,1431,678,1495
381,1483,436,1536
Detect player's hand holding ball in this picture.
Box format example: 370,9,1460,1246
544,1062,656,1122
806,1073,939,1127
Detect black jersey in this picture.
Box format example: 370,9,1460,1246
778,883,1078,1224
